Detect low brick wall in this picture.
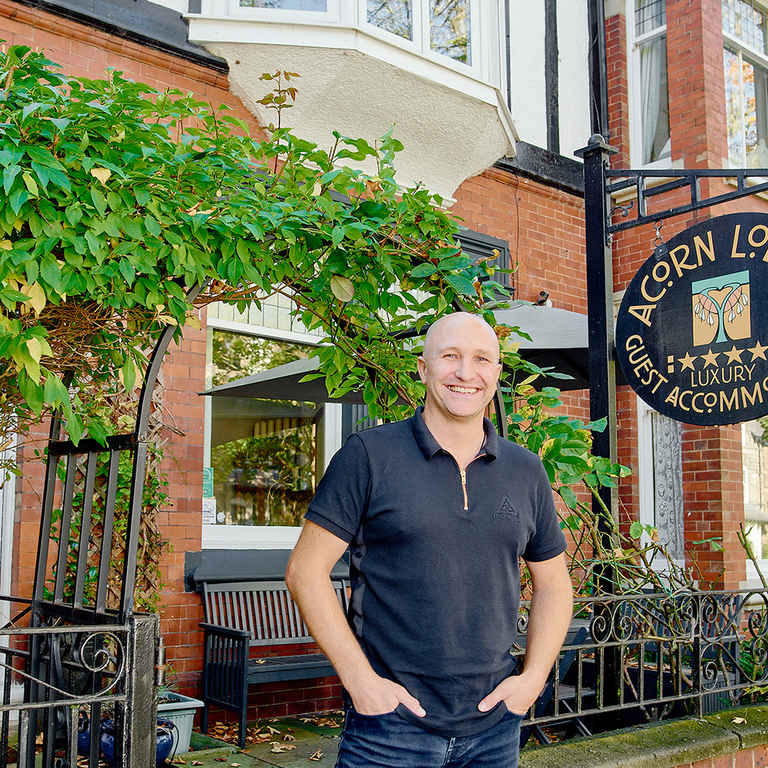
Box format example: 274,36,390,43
520,705,768,768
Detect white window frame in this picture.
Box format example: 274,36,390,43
200,0,341,24
741,421,768,585
202,316,343,550
628,0,672,168
636,397,685,572
192,0,503,90
723,23,768,168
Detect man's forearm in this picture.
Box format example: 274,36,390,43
519,574,574,688
286,521,425,716
285,533,374,688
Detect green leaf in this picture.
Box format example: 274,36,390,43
90,186,107,216
444,274,477,296
629,521,643,539
330,274,355,302
9,188,29,214
411,263,437,278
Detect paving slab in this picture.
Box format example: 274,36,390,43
174,716,341,768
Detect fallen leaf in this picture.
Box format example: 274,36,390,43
267,726,280,735
255,658,267,665
191,762,203,766
283,733,296,741
733,716,747,724
309,749,324,761
215,758,227,762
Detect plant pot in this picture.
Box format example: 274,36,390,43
99,718,176,767
157,692,204,754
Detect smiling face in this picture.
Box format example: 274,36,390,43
417,313,502,426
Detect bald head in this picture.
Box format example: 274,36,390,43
422,313,500,364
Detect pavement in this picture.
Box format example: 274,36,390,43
177,715,342,768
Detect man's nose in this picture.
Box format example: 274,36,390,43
455,358,473,379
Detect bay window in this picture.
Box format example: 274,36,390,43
723,0,768,167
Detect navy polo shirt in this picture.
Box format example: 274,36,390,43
305,406,567,737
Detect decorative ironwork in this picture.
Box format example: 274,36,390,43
517,588,768,745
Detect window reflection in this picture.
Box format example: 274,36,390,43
367,0,471,64
724,47,768,167
430,0,470,64
208,331,320,527
743,420,768,560
368,0,412,40
239,0,326,8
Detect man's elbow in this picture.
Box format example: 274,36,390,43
285,552,303,597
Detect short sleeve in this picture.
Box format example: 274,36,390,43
521,459,567,562
304,434,372,544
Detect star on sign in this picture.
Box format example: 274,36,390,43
749,340,768,361
678,352,697,371
724,345,745,364
701,349,720,368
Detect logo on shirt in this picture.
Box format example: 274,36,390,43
493,495,518,521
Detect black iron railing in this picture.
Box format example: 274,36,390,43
517,588,768,745
0,596,157,768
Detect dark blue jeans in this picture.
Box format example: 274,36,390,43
334,707,524,768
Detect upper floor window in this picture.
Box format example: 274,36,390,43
631,0,671,166
240,0,325,7
723,0,768,167
231,0,477,69
368,0,471,64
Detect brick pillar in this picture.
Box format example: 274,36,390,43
682,424,745,589
605,8,630,167
666,0,728,169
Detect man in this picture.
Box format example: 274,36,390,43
286,312,573,768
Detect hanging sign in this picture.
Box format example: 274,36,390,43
616,212,768,426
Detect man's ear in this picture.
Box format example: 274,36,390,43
417,356,427,383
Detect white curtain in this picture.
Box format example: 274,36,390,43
640,37,664,165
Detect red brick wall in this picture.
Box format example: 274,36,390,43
688,744,768,768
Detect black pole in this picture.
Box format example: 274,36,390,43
576,134,621,712
575,135,619,530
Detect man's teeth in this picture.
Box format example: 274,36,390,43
448,386,477,393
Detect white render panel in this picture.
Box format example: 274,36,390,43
190,29,515,200
508,2,547,149
558,0,591,159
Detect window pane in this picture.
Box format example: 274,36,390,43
240,0,325,11
239,0,325,8
743,420,768,559
368,0,413,41
723,47,768,167
725,48,745,165
430,0,470,64
635,0,666,36
639,35,671,164
208,332,320,527
723,0,767,54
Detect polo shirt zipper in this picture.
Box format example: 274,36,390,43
459,455,483,511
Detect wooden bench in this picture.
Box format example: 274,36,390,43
199,578,347,749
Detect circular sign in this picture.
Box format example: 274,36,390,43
616,212,768,425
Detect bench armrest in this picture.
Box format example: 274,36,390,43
199,622,250,640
